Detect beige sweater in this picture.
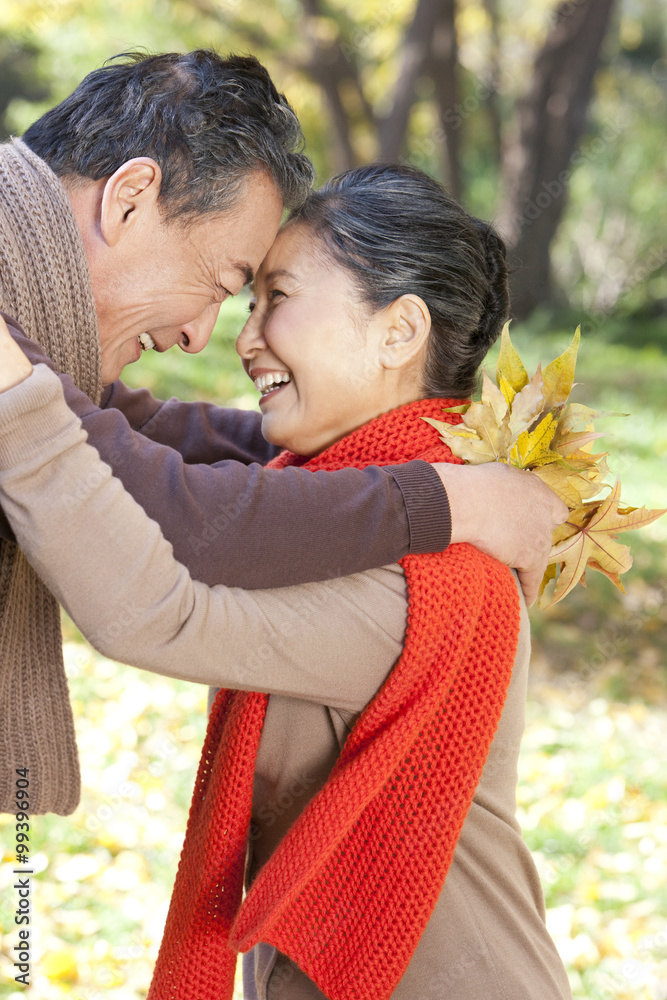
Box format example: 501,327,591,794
0,366,572,1000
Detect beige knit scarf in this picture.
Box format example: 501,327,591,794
0,138,102,814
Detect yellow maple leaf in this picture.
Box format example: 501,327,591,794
541,479,667,607
556,429,607,456
508,366,545,441
424,326,665,607
542,326,580,409
533,461,607,506
558,402,610,434
481,369,509,425
510,412,560,469
422,417,503,465
495,322,528,397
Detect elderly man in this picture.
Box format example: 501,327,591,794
0,50,566,816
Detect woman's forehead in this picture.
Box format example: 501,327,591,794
255,221,319,283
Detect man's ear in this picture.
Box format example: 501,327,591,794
99,158,162,248
378,294,431,371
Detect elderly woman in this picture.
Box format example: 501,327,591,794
0,164,572,1000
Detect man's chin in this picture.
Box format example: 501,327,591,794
101,339,142,385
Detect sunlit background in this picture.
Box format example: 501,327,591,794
0,0,665,997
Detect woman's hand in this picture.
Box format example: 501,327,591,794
0,316,33,391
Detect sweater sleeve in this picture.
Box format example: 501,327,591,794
0,366,406,711
0,316,451,587
100,378,280,466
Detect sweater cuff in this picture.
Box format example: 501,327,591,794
386,459,452,554
0,363,82,469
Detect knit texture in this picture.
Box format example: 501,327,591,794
148,399,521,1000
0,138,102,815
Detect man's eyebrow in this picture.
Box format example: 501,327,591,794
232,261,255,287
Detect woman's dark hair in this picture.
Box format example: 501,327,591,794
23,50,314,222
289,163,509,398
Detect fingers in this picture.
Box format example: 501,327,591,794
526,467,568,525
552,494,569,525
517,565,541,607
0,318,34,392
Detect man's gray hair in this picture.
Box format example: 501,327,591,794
23,50,314,222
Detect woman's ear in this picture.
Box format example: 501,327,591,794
99,158,162,248
377,294,431,372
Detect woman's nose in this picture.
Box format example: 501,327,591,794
235,310,266,360
179,302,222,354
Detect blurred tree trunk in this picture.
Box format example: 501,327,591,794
377,0,446,161
497,0,616,319
480,0,502,167
298,0,374,172
427,0,461,199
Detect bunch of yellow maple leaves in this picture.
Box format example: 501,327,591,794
425,325,666,608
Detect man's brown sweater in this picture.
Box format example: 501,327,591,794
0,313,452,589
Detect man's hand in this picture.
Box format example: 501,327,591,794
0,316,33,391
433,461,569,606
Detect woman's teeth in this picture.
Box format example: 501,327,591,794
138,333,156,352
253,372,291,396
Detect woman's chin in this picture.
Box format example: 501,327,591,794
260,418,320,457
260,417,296,454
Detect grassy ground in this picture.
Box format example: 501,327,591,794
0,307,665,998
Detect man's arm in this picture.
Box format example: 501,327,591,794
1,316,449,589
0,365,406,709
99,370,565,603
1,316,567,602
99,378,280,467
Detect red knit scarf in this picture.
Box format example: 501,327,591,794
147,398,520,1000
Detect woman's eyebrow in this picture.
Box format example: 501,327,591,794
250,268,299,294
262,268,298,284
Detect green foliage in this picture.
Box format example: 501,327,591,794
0,0,663,316
0,33,50,139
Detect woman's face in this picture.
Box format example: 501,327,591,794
236,222,407,456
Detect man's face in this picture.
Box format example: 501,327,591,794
94,170,284,384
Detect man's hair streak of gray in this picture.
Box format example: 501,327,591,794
23,50,315,223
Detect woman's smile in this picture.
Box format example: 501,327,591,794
250,368,293,402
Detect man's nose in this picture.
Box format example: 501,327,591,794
178,302,222,354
